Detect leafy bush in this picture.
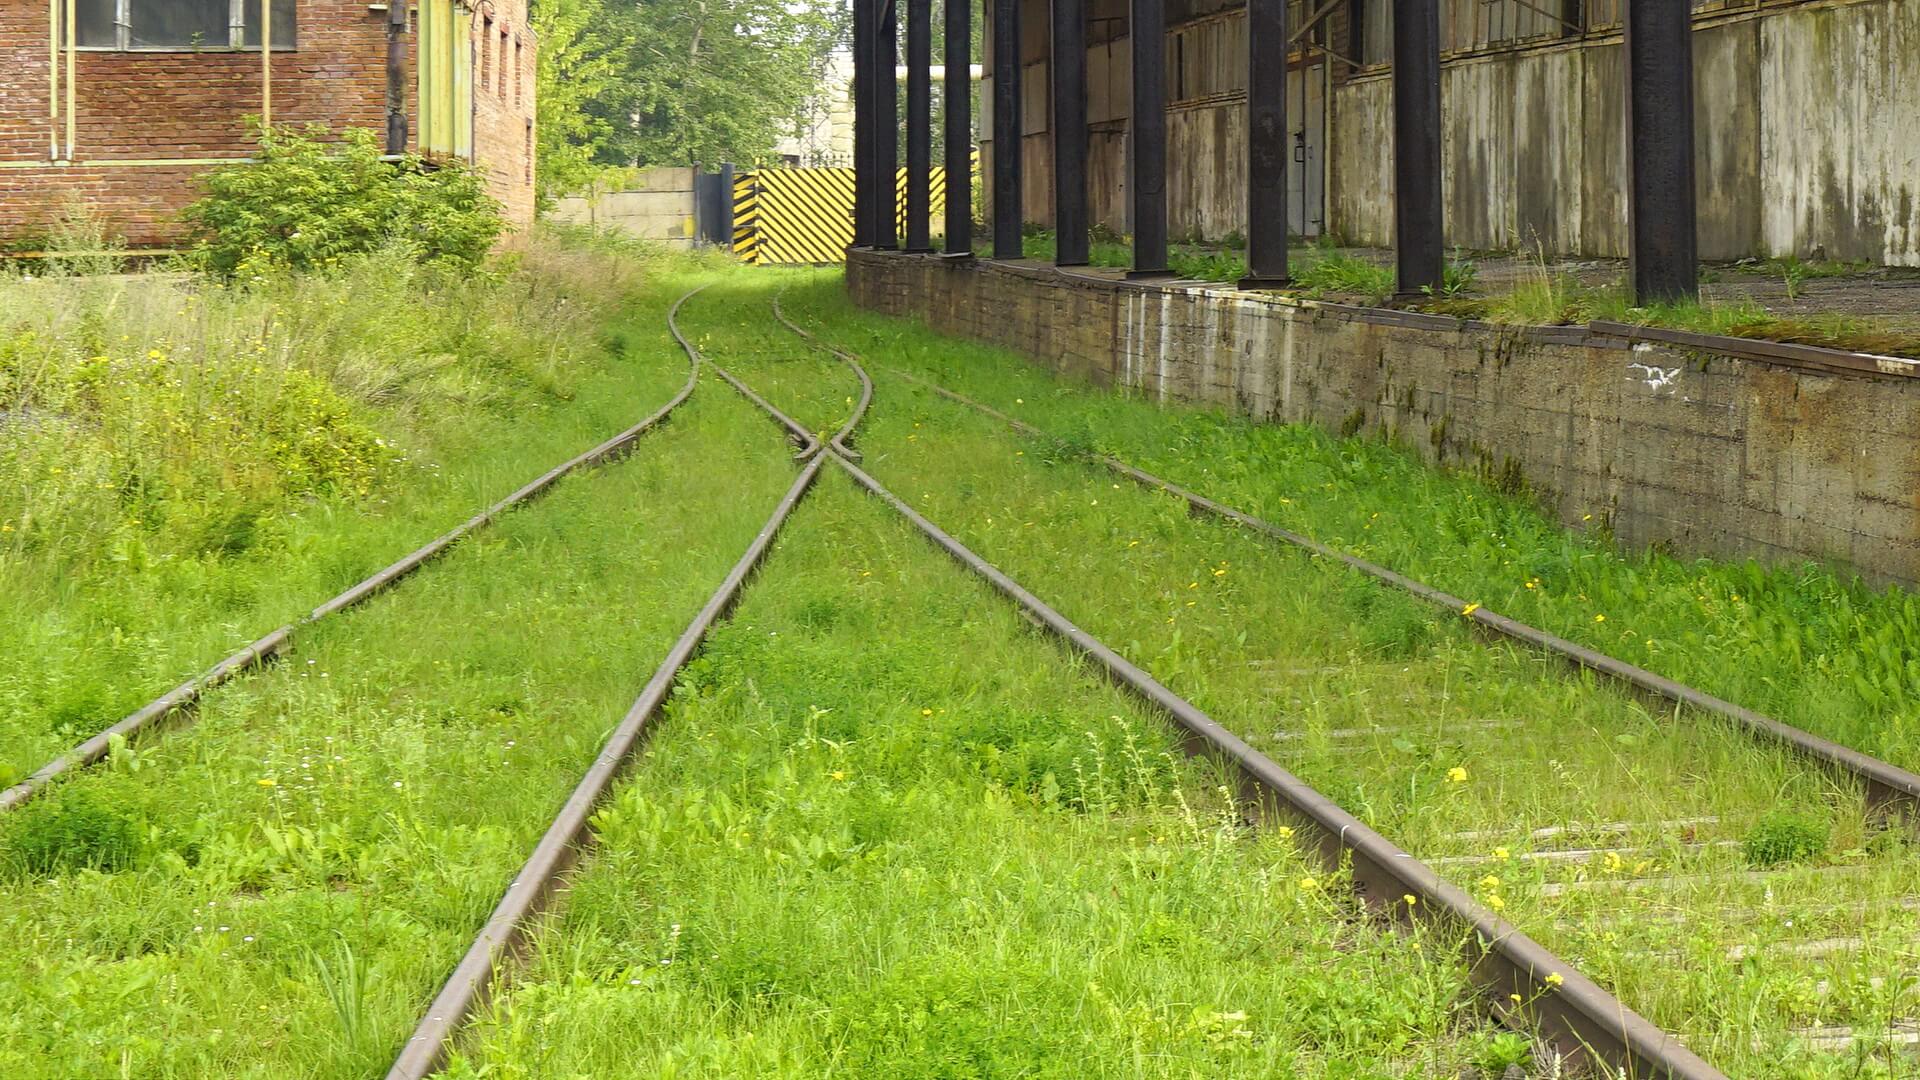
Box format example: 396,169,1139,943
184,124,502,277
1742,812,1828,868
3,790,144,876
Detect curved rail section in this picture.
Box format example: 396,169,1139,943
760,302,1720,1079
772,289,873,460
868,362,1920,819
386,286,855,1079
0,295,707,817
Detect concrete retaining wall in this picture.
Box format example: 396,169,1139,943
549,168,698,245
848,248,1920,584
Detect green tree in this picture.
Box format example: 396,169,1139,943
532,0,843,195
530,0,624,206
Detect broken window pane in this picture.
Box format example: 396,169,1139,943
73,0,118,47
241,0,298,49
128,0,230,48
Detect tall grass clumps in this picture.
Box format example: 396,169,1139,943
0,228,670,785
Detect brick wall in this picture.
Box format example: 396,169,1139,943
0,1,535,248
848,250,1920,586
469,0,537,230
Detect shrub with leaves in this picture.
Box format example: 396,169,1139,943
184,124,503,277
3,790,144,876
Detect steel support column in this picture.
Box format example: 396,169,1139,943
876,0,900,250
943,0,973,254
1127,0,1168,278
853,0,874,247
992,0,1023,259
905,0,934,251
1391,0,1442,298
1240,0,1289,288
1625,0,1698,303
1052,0,1089,265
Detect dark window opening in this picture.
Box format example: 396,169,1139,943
130,0,227,48
240,0,299,49
73,0,296,50
74,0,119,47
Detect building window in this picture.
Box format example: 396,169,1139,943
479,17,492,90
498,29,509,99
76,0,295,51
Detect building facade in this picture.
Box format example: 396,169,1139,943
0,0,536,250
983,0,1920,266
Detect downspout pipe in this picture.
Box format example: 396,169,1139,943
388,1,410,154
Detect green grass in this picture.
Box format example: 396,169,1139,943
0,272,801,1078
445,469,1503,1078
780,271,1920,773
0,232,682,785
768,269,1920,1075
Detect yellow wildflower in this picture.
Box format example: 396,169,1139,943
1298,877,1319,892
1402,894,1417,907
1446,766,1468,784
257,778,276,788
1493,846,1510,860
1461,602,1481,617
1545,972,1565,987
1487,894,1506,911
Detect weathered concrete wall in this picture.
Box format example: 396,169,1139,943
849,249,1920,585
549,168,699,245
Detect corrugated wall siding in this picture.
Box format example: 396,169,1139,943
1333,0,1920,265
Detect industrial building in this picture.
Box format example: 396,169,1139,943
0,0,537,250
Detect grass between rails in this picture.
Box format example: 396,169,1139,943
748,272,1920,1074
671,272,866,439
446,469,1510,1079
0,234,718,786
776,272,1920,775
0,307,799,1078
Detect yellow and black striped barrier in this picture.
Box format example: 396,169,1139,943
732,155,974,266
731,173,760,263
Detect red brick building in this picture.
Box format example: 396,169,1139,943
0,0,536,250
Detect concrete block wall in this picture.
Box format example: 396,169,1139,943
849,249,1920,585
548,168,700,245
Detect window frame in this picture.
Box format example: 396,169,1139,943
77,0,297,52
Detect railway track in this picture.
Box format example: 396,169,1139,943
759,295,1920,1077
0,298,704,817
385,285,857,1079
388,285,1709,1079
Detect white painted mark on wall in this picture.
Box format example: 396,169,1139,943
1628,360,1681,395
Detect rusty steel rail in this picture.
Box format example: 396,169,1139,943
754,297,1716,1077
865,362,1920,818
772,288,873,460
385,459,825,1080
387,284,859,1079
825,450,1722,1079
0,292,707,817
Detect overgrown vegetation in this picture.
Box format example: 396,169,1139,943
446,448,1501,1077
0,230,660,784
771,272,1919,1075
0,330,802,1076
184,125,502,277
1016,231,1920,356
